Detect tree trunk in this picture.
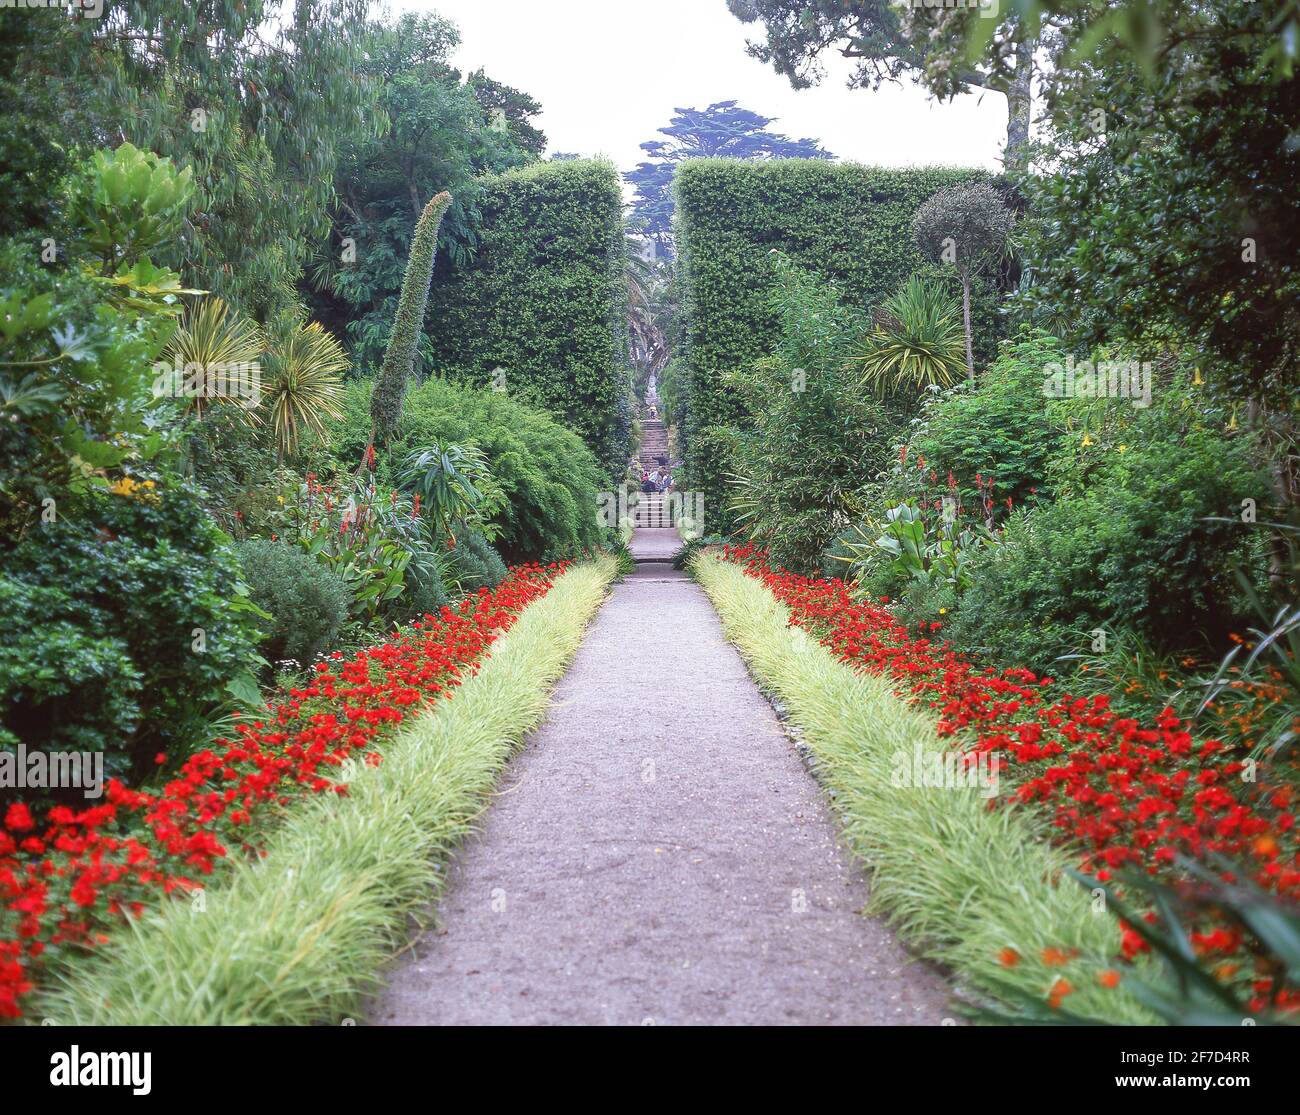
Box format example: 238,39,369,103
961,275,975,382
1004,30,1034,176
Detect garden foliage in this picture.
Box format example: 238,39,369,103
235,539,351,669
330,377,607,563
424,160,634,475
672,158,997,514
724,256,894,573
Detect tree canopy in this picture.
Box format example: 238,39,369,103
626,100,833,256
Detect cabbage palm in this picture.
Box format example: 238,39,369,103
850,276,966,393
161,297,265,420
261,321,348,461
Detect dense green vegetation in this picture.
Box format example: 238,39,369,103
3,0,1299,1032
328,378,607,563
0,2,618,805
425,160,634,474
672,158,1003,515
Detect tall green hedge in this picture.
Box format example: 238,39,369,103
674,159,994,517
425,159,632,477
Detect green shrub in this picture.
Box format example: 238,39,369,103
724,257,896,573
948,427,1265,670
403,559,451,620
326,377,606,563
908,328,1069,517
0,246,174,540
424,160,633,474
236,539,350,668
894,578,961,632
673,159,998,516
450,529,509,593
0,580,143,762
0,483,260,780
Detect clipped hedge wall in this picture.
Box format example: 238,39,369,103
425,159,633,477
673,159,994,518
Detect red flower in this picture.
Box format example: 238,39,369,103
0,561,567,1019
4,803,34,833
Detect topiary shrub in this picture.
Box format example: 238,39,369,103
236,539,350,668
913,181,1016,379
424,160,633,475
673,158,999,519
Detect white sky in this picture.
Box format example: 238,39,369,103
387,0,1007,178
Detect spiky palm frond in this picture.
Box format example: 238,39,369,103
261,321,348,461
161,298,265,420
851,277,966,393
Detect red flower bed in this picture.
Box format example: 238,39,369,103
721,544,1300,1011
0,562,566,1020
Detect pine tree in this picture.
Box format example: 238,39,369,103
368,191,452,457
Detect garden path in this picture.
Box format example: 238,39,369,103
372,534,955,1024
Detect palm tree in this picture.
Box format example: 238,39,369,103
261,321,348,461
626,234,669,389
850,277,966,393
161,298,265,420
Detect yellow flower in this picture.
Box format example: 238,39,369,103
277,495,285,505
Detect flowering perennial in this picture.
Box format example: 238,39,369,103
720,544,1299,1013
0,562,566,1020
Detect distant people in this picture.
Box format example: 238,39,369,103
640,469,654,494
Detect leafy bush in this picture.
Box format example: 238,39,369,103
450,530,509,593
947,426,1266,670
723,257,896,573
673,158,998,515
235,539,350,667
0,580,143,760
404,558,451,619
326,377,606,562
0,483,260,780
423,160,633,474
0,247,175,539
70,142,195,275
908,328,1069,517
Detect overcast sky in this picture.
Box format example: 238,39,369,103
389,0,1007,177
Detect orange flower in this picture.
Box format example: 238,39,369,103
998,948,1020,968
1254,835,1280,858
1047,978,1074,1009
1041,946,1076,966
1098,969,1122,989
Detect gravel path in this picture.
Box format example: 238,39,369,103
372,551,955,1025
